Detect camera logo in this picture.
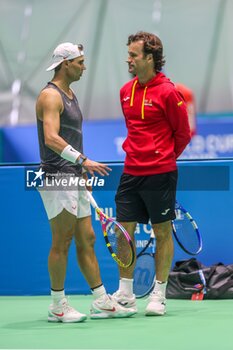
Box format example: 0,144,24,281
26,168,45,188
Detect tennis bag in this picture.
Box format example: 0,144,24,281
166,258,233,299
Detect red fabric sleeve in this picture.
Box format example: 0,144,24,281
164,89,191,158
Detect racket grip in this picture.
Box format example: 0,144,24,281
86,190,98,209
198,269,207,293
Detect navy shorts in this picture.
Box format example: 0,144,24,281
115,170,177,224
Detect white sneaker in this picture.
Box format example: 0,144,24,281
112,290,137,313
90,294,136,319
145,291,166,316
48,298,87,323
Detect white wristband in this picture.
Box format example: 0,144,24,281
60,145,81,164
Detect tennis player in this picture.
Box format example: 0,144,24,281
112,32,191,316
36,42,135,322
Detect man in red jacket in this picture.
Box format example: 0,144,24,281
112,31,191,316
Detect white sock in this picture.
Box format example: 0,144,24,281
153,280,167,296
92,285,107,300
51,289,65,304
119,278,134,296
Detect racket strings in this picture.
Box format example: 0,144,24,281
173,211,201,254
104,220,134,267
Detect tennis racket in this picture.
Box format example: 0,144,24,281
86,191,135,268
133,230,156,298
172,201,202,255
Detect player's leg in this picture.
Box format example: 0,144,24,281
145,220,173,316
48,209,76,290
48,208,87,322
111,222,138,310
74,215,102,287
39,189,87,323
74,189,136,319
142,171,177,316
112,174,148,311
153,220,174,282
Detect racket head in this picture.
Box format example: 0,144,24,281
97,209,135,268
133,253,155,298
172,202,202,255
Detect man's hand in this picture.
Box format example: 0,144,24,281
82,158,111,177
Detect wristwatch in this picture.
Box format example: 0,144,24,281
76,155,87,166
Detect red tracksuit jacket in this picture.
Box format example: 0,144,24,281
120,72,191,176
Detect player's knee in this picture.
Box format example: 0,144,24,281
76,229,96,252
153,221,172,241
51,236,73,257
50,246,69,259
85,229,96,247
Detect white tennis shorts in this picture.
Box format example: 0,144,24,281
38,188,91,220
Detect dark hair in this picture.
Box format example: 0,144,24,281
127,31,165,72
54,64,62,73
54,58,75,73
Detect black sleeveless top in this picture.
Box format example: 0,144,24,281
37,82,84,175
